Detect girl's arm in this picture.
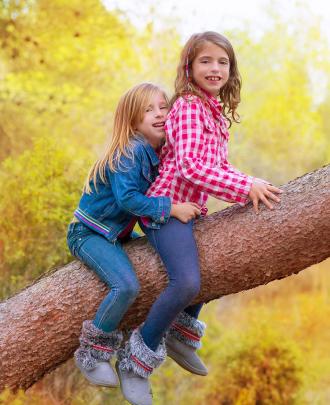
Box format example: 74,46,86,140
109,153,171,224
109,146,200,223
174,100,253,206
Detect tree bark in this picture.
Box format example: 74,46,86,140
0,165,329,391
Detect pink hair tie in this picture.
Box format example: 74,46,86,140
185,47,191,80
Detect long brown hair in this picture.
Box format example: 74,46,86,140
172,31,242,126
83,83,168,193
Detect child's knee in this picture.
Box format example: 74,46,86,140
184,278,200,301
120,278,140,304
172,277,200,305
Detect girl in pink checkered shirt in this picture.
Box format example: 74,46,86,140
120,32,283,404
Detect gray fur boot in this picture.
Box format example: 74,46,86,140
166,311,208,376
74,320,123,387
116,328,166,405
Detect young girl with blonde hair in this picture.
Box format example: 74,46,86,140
67,83,199,404
117,32,283,404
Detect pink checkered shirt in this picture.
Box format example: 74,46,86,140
146,92,253,214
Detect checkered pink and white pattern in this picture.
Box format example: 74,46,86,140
147,93,253,213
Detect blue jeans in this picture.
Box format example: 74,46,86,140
67,222,140,333
140,218,203,351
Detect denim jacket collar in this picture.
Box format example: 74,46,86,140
134,132,160,167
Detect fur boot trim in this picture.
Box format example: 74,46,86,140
117,328,166,378
75,320,123,371
168,311,206,349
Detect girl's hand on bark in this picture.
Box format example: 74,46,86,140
249,179,283,214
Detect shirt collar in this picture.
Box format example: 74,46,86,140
199,87,223,121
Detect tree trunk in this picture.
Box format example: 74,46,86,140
0,165,329,391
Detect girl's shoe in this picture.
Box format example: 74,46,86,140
116,328,166,405
75,359,118,386
166,311,208,376
115,361,153,405
74,320,123,387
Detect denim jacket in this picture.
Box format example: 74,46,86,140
73,135,171,242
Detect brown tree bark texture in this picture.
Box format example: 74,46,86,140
0,165,329,391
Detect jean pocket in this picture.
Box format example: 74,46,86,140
67,229,90,258
67,235,78,257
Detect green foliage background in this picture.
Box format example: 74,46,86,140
0,0,329,403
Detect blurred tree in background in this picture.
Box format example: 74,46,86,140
230,20,330,184
0,0,329,403
0,0,180,297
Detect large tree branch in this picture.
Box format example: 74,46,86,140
0,165,329,391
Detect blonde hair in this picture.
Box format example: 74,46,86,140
83,83,168,193
172,31,242,126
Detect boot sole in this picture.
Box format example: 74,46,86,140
166,345,208,376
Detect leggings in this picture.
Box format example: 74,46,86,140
140,218,203,351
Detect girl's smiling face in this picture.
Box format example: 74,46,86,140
135,91,168,149
191,41,230,97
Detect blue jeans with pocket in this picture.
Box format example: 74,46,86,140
139,218,204,351
67,222,140,333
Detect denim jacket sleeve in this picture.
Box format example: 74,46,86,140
108,148,171,224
